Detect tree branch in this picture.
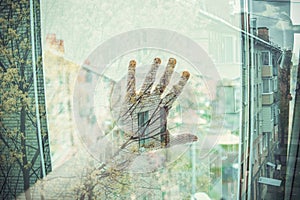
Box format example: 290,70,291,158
0,61,7,72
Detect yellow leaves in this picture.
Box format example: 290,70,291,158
8,28,19,38
0,154,6,162
41,131,47,138
0,80,31,113
4,128,18,139
9,150,23,162
19,59,25,64
11,2,18,10
26,60,32,65
6,98,17,106
20,38,30,51
0,47,9,56
0,68,33,113
130,145,138,153
19,132,25,140
24,162,32,169
91,169,101,178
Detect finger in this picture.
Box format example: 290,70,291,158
161,71,190,109
154,58,176,94
126,60,136,101
139,58,161,95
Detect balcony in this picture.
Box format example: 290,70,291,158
262,93,274,105
262,65,273,77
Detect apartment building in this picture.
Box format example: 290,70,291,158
44,34,80,168
239,17,284,199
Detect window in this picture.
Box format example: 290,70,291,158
223,86,240,113
224,36,234,62
234,87,240,112
274,104,279,125
256,53,260,68
271,105,275,122
242,50,246,66
261,51,271,65
138,111,149,146
273,58,278,76
213,34,237,63
256,53,260,78
273,77,278,92
255,113,260,135
254,85,257,102
257,84,260,107
262,78,273,93
259,136,263,154
224,87,234,113
262,132,269,151
253,144,258,163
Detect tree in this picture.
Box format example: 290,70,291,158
0,0,51,199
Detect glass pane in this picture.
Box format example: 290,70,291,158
2,0,299,199
262,51,270,65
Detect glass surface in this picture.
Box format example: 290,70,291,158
1,0,299,199
38,0,300,199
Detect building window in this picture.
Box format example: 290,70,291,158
234,87,240,112
262,132,269,151
211,33,237,63
257,83,260,107
138,111,149,146
242,50,246,66
256,53,260,78
262,78,273,93
273,77,278,92
271,105,275,123
223,86,240,113
259,136,263,154
261,51,271,66
274,104,279,125
253,145,257,164
224,36,234,63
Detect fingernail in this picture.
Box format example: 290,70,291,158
154,58,161,64
129,60,136,67
168,58,176,66
182,71,190,79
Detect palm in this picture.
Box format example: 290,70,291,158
118,58,197,151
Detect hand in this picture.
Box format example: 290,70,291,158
118,58,197,152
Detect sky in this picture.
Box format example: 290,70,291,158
252,0,300,61
41,0,300,66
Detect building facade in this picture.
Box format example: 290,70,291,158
0,0,51,199
239,14,284,199
43,34,80,168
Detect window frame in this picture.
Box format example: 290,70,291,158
262,78,273,94
138,111,149,146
